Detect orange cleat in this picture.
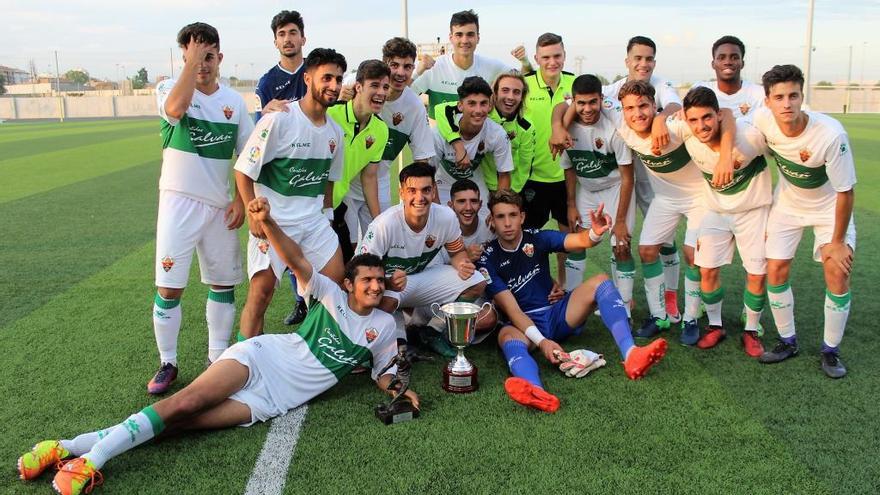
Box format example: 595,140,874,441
504,377,560,413
664,290,681,324
697,326,726,349
624,338,668,379
742,331,764,358
52,457,103,495
17,440,71,481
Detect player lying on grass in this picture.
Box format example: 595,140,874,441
17,198,418,495
477,190,667,413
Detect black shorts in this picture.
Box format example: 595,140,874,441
520,179,569,229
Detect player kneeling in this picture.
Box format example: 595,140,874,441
16,198,418,495
477,190,667,413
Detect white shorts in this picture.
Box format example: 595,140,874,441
378,165,392,211
633,159,654,216
576,183,636,245
247,215,339,285
385,264,485,309
639,195,705,248
695,206,769,274
155,191,243,289
765,206,856,262
342,197,374,244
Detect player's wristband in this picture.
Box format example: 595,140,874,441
524,326,545,346
589,228,605,243
322,207,334,221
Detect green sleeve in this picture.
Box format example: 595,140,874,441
434,102,462,144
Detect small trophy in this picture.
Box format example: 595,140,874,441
431,301,492,393
374,344,420,425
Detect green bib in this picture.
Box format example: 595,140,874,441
296,303,371,380
566,149,619,179
702,155,768,195
636,144,691,174
772,151,829,189
161,115,238,160
257,157,333,197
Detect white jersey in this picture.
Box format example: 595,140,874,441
358,203,463,275
616,118,703,198
751,107,856,214
411,53,511,118
560,113,632,192
685,121,772,213
603,74,682,111
157,79,254,208
431,118,514,195
234,101,344,226
692,80,765,120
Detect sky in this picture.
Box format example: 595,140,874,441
2,0,878,85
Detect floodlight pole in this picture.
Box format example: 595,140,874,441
803,0,815,106
170,47,175,79
398,0,409,201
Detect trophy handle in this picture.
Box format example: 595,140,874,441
430,302,443,320
475,301,494,322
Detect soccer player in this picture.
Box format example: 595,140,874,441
17,198,417,495
328,60,390,259
254,10,309,326
681,86,772,355
752,65,856,378
692,36,764,120
478,190,667,413
411,9,512,120
357,163,488,356
559,75,636,318
148,22,254,395
430,76,513,209
234,48,347,339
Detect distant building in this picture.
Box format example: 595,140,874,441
0,65,31,84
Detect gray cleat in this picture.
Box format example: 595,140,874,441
820,352,847,379
758,339,799,364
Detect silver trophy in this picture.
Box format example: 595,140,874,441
431,301,492,393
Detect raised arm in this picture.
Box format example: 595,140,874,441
247,198,313,285
164,40,214,120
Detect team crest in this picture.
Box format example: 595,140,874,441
259,128,269,140
222,105,234,120
365,328,378,343
733,159,743,170
161,256,174,272
257,240,269,254
739,103,751,116
365,135,375,149
329,138,337,154
507,130,517,141
602,99,613,109
563,92,572,103
392,112,404,126
247,145,261,164
522,243,534,257
595,138,604,149
479,267,492,283
478,141,485,152
425,234,437,248
799,148,812,163
840,143,848,155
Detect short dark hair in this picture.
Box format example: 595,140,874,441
617,79,655,104
305,48,347,74
344,253,384,283
450,10,479,30
271,10,304,37
627,36,656,55
177,22,220,49
536,32,564,49
450,179,481,199
572,74,603,97
761,64,804,96
356,60,390,84
712,35,745,58
458,76,492,100
382,37,417,62
683,86,720,113
488,189,524,214
399,162,436,184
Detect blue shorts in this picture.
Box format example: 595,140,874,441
509,293,581,342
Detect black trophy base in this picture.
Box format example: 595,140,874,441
375,400,420,425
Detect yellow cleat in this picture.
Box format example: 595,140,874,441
52,457,103,495
17,440,71,480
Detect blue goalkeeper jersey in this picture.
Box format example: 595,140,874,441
477,229,567,313
254,63,306,120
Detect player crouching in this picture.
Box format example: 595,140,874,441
17,198,417,495
477,190,667,413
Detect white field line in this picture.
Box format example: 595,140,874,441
243,405,308,495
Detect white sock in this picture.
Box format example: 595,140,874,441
206,289,235,363
60,428,116,457
768,283,796,339
153,293,181,366
614,257,635,318
83,407,164,470
683,266,702,322
660,244,680,293
823,290,851,348
742,289,766,332
702,287,724,327
565,251,586,292
643,260,666,319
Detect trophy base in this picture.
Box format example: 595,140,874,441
375,400,420,425
442,364,478,393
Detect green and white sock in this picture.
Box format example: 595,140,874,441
206,289,235,363
60,428,116,457
684,265,702,322
643,259,666,319
660,243,680,293
83,406,165,470
767,282,796,339
564,250,586,292
153,293,181,366
702,286,724,327
615,257,635,317
823,290,851,348
742,289,766,332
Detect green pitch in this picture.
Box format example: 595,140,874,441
1,115,878,494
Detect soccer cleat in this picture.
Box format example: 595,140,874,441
418,327,457,359
147,362,178,395
742,331,764,358
18,440,71,480
623,338,667,379
52,457,103,495
504,377,560,413
680,319,700,346
697,326,726,349
635,316,671,338
820,352,847,379
283,300,308,326
758,340,799,364
665,290,681,324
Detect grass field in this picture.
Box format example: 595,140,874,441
2,115,879,494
